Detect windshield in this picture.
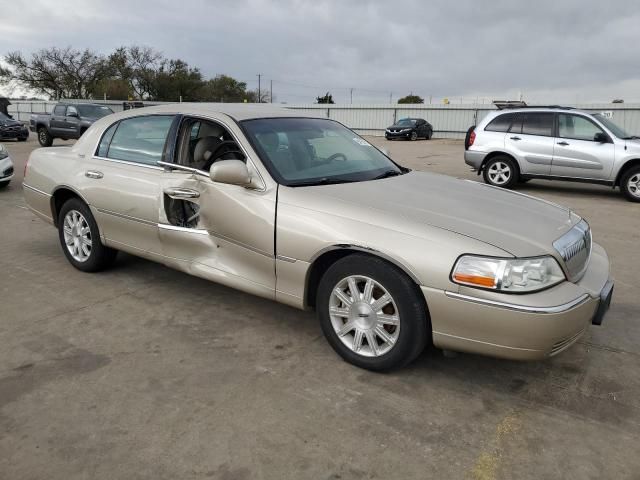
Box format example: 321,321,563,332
396,118,416,126
241,118,403,186
593,113,632,138
77,105,113,118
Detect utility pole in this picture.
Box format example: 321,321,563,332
389,92,393,104
350,88,354,104
270,79,273,103
257,74,262,103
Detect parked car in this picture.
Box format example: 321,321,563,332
0,143,14,188
30,103,114,147
23,105,613,370
465,106,640,202
0,111,29,142
385,118,432,140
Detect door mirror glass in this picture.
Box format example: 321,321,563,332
209,160,251,186
594,132,609,143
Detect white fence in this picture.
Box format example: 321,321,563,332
7,100,640,139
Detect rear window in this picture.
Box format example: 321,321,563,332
485,113,519,132
520,113,554,136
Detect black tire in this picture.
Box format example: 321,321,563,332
425,130,432,140
620,165,640,202
0,181,9,189
37,127,53,147
18,137,27,142
57,198,117,272
409,131,418,141
317,254,429,371
482,155,519,189
519,178,531,184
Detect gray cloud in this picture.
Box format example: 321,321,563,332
2,0,639,103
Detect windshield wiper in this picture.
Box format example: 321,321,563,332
289,177,356,187
372,170,403,180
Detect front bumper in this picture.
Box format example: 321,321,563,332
385,130,413,139
0,157,14,183
464,149,486,171
0,126,29,140
422,242,613,360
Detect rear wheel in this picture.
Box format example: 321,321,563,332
483,156,518,189
620,166,640,202
37,127,53,147
0,180,9,189
317,254,429,371
57,198,117,272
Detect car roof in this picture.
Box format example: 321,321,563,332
113,103,324,121
490,107,591,115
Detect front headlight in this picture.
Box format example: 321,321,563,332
0,145,7,160
451,255,565,293
401,128,411,132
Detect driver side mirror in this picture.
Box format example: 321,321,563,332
210,160,251,187
67,111,78,118
594,132,609,143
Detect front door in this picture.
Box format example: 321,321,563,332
551,113,616,180
157,116,277,298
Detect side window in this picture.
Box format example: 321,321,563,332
521,113,554,136
96,122,119,157
106,115,174,165
176,117,245,170
485,113,517,132
53,105,66,116
558,114,604,141
508,114,523,133
67,106,78,117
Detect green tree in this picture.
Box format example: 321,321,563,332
199,74,251,102
316,92,334,104
398,94,424,104
151,59,203,101
0,47,109,99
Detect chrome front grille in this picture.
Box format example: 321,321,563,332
553,219,592,282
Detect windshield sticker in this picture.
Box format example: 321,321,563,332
353,137,371,146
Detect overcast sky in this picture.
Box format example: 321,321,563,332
1,0,639,104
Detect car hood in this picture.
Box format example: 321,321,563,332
388,124,415,130
0,118,22,127
303,171,580,257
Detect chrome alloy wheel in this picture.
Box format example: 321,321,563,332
63,210,92,262
329,275,400,357
488,161,512,185
39,129,47,144
628,173,640,198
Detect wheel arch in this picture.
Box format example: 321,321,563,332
614,158,640,187
50,185,90,227
479,151,521,176
304,245,422,310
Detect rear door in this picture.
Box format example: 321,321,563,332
551,113,616,180
49,105,68,136
506,112,555,175
77,114,176,256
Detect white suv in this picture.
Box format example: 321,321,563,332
464,107,640,202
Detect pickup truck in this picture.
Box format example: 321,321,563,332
30,103,114,147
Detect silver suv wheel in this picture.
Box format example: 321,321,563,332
487,161,512,185
627,173,640,198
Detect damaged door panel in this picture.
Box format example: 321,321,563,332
158,170,277,299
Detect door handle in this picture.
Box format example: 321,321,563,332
85,170,103,179
557,141,569,146
510,136,521,141
164,187,200,199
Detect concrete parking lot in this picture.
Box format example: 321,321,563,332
1,135,639,480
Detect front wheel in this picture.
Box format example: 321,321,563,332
620,166,640,202
483,156,518,189
58,198,117,272
37,127,53,147
0,180,9,189
317,254,429,371
409,131,418,141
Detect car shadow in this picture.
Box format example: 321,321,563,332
516,181,624,200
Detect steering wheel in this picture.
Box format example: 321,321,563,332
203,140,243,170
326,153,347,162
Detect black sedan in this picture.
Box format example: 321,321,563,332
385,118,432,140
0,112,29,141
